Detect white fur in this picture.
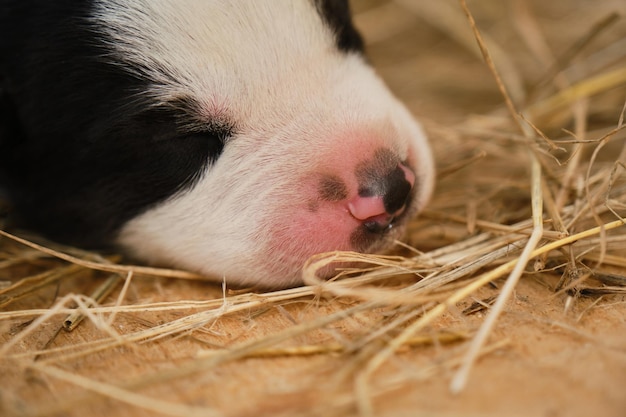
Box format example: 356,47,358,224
94,0,434,287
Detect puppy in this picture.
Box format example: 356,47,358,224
0,0,434,288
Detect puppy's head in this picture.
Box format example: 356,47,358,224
1,0,434,288
99,0,434,287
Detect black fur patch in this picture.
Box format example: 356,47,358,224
314,0,364,53
0,0,364,247
0,1,230,246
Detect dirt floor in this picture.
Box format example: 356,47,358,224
2,256,626,417
2,1,626,416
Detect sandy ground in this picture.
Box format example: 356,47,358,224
2,270,625,417
2,0,626,416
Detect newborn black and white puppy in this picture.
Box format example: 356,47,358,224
0,0,434,288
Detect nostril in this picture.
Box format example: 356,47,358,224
380,163,415,215
363,214,394,233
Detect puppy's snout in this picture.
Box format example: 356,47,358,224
348,161,415,233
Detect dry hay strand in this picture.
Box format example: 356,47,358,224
2,1,626,416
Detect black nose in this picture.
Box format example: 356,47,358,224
348,148,417,233
359,164,413,229
350,158,415,233
359,160,414,207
